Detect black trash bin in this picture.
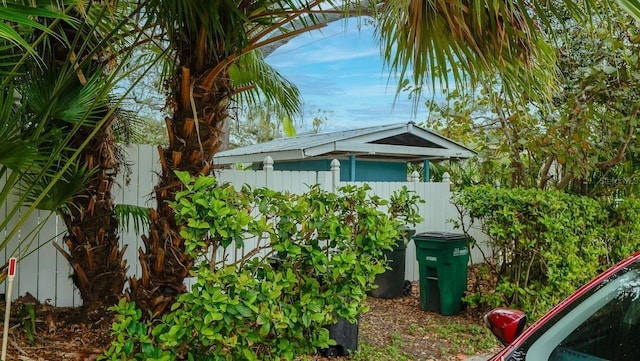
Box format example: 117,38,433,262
266,257,361,357
369,229,415,299
322,315,360,357
413,232,470,315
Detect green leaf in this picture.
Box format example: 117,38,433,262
242,348,258,361
204,312,224,323
311,313,325,323
141,342,156,356
235,304,252,318
193,176,216,190
602,64,617,74
123,339,134,355
168,325,181,336
151,324,166,337
174,170,193,186
256,313,269,325
201,327,215,337
259,322,271,336
282,116,297,137
302,313,311,327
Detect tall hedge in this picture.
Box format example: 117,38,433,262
603,197,640,263
456,186,640,319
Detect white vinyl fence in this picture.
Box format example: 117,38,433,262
1,144,479,307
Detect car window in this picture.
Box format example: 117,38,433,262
550,284,640,361
504,265,640,361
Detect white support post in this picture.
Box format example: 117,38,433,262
442,172,451,185
264,156,274,189
330,159,341,193
410,170,420,183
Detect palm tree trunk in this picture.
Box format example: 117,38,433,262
57,119,128,314
30,2,130,314
128,62,229,315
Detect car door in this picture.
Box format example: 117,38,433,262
500,262,640,361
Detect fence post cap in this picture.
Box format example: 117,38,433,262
263,156,274,171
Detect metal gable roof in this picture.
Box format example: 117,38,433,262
214,122,477,164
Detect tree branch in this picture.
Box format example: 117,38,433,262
596,113,636,170
538,154,556,189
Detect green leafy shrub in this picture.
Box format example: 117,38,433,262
101,173,423,361
101,298,172,361
603,197,640,263
455,186,609,319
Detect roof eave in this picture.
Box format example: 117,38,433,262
213,149,306,165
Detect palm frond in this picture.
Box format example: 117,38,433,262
0,0,158,264
617,0,640,21
0,88,41,171
111,102,152,144
374,0,622,106
21,63,109,131
16,159,98,213
0,2,74,55
115,203,151,236
229,50,302,118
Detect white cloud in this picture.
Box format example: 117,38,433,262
267,17,379,68
263,15,444,132
269,43,379,68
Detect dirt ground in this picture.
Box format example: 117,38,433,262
308,280,500,361
2,280,499,361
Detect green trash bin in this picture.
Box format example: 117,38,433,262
413,232,470,315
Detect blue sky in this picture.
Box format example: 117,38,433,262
265,18,443,133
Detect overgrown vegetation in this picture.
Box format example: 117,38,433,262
101,175,422,360
416,0,640,335
455,185,640,319
423,3,640,198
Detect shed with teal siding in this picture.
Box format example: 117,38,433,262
213,122,476,182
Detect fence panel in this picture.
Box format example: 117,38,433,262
115,144,159,279
342,181,455,281
0,145,465,306
37,214,61,304
0,174,79,305
18,212,48,302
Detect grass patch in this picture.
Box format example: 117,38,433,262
350,332,416,361
433,321,499,357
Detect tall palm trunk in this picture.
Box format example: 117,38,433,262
37,2,129,313
128,32,231,315
57,118,128,313
125,1,358,317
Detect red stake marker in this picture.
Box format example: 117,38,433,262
2,257,18,360
8,258,16,278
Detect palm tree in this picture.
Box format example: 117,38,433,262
128,0,626,316
126,0,321,315
2,0,150,312
0,2,99,282
36,2,155,313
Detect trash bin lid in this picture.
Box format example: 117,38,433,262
413,231,467,241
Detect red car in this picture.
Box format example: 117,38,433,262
484,251,640,361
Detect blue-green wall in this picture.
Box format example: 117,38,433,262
264,159,408,181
